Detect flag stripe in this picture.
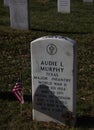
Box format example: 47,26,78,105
12,80,24,104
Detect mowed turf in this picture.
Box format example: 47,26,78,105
0,0,94,130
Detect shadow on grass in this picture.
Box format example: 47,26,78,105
31,27,92,34
0,91,94,128
76,116,94,129
0,91,32,102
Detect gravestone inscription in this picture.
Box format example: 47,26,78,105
9,0,30,30
31,36,77,126
58,0,70,13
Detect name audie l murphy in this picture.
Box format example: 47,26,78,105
40,60,64,73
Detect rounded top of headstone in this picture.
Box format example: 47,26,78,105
31,36,77,46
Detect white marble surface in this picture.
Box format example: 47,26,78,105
4,0,9,6
9,0,30,30
58,0,70,13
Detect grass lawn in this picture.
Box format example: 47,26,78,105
0,0,94,130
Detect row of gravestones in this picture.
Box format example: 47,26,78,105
4,0,94,30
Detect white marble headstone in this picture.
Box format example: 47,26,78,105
83,0,93,2
9,0,30,30
31,36,77,126
4,0,9,7
58,0,70,13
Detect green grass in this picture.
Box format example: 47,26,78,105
30,0,94,33
0,0,94,130
0,0,94,33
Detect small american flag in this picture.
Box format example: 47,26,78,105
12,78,24,104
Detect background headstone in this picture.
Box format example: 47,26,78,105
83,0,93,2
58,0,70,13
4,0,9,7
31,36,77,126
9,0,30,30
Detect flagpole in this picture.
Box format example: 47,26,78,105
20,103,22,115
19,49,24,115
20,72,23,115
20,73,22,115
